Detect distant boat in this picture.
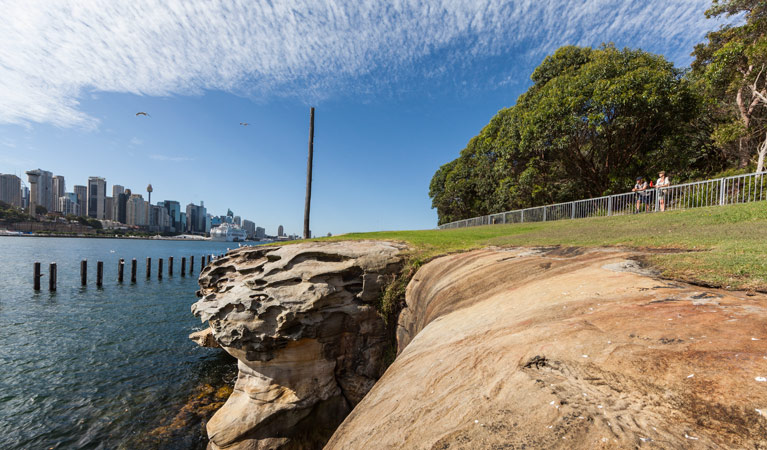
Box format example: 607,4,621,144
210,223,248,242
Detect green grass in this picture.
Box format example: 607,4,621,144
320,202,767,292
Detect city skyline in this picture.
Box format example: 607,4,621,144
0,167,286,237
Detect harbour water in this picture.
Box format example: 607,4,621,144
0,237,250,449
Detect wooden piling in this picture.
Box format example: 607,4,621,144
97,261,103,287
131,258,137,283
118,258,124,283
169,256,174,276
146,257,151,278
49,262,57,291
190,256,194,273
80,260,87,286
34,262,41,290
181,257,186,277
207,255,211,265
158,258,163,279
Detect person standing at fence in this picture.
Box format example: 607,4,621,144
656,171,670,211
632,176,649,213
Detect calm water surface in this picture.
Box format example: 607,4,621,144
0,237,250,449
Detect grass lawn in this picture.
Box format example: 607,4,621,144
321,201,767,292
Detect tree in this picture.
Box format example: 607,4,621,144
691,0,767,171
430,44,702,224
35,205,48,215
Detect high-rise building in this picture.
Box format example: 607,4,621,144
52,175,66,211
104,196,114,220
21,186,29,210
277,225,284,237
0,174,22,207
242,220,256,239
179,212,187,233
149,204,170,231
255,227,266,239
112,185,124,198
185,202,207,234
26,169,53,213
87,177,107,219
115,190,130,224
161,200,181,232
58,193,80,216
234,215,241,226
126,193,147,226
73,185,87,214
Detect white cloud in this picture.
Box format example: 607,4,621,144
0,0,727,127
149,154,195,162
129,137,143,147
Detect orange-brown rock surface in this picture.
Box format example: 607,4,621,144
327,247,767,449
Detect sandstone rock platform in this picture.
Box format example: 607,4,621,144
326,247,767,449
192,241,406,450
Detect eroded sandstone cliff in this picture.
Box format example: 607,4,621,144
192,241,406,450
327,247,767,449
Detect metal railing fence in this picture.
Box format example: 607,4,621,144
439,171,767,229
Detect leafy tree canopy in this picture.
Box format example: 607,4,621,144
430,44,705,224
691,0,767,169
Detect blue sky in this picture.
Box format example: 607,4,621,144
0,1,729,236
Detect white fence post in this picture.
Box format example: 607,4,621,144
719,178,727,205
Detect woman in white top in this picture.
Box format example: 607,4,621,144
656,171,670,211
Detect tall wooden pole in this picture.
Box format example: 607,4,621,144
303,107,315,240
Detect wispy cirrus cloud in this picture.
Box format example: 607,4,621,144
0,0,727,128
149,154,195,162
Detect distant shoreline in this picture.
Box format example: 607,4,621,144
0,233,271,243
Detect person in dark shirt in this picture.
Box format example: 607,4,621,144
632,176,649,213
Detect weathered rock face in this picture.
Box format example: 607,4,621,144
192,241,406,450
327,247,767,449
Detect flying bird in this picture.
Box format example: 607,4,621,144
136,112,150,117
239,122,249,126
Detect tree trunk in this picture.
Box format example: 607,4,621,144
757,133,767,173
738,137,751,168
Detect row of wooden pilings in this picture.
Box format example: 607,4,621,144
33,253,226,291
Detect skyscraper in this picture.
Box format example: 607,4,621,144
115,190,129,224
87,177,106,219
73,185,87,215
0,174,22,207
112,185,124,198
58,193,80,216
104,197,114,220
277,225,284,237
161,200,181,232
126,193,147,226
26,169,53,213
185,202,207,234
242,219,256,239
52,175,65,211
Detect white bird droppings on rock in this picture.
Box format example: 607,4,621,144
756,377,767,382
687,374,694,378
685,434,699,440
